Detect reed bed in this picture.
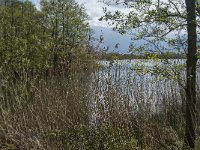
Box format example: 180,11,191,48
0,60,200,149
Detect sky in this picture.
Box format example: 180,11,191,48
31,0,131,27
30,0,186,53
76,0,133,53
30,0,135,53
31,0,40,8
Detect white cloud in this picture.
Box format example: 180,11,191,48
76,0,109,27
31,0,40,9
76,0,132,27
31,0,132,27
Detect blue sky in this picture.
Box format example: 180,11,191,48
31,0,40,7
30,0,183,53
30,0,134,53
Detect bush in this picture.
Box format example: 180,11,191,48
48,125,139,150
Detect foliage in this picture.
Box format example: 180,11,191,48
99,0,191,84
100,0,199,149
196,137,200,150
96,51,186,60
0,0,92,78
48,125,139,150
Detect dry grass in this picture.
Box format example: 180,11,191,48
0,60,199,149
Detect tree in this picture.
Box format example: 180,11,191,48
101,0,198,149
0,0,47,76
0,0,92,77
185,1,197,148
40,0,91,70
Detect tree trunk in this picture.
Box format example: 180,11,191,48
184,0,197,149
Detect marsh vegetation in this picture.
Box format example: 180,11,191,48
1,59,200,149
0,0,200,149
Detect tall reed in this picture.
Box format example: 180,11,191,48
0,60,199,149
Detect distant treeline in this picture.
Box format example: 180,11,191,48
95,51,191,60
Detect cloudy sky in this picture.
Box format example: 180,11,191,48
31,0,133,53
76,0,134,53
76,0,109,27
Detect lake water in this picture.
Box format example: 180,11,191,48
89,59,200,124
